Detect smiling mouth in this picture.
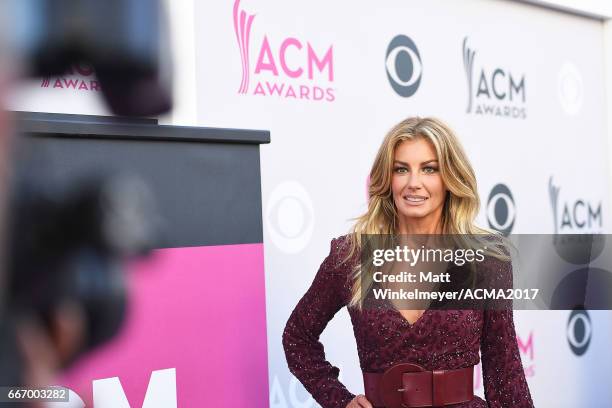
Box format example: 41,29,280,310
403,196,428,206
403,195,428,204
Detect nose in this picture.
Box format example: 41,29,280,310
406,170,422,190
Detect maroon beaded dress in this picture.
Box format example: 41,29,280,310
282,235,534,408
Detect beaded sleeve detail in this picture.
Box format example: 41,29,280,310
282,238,355,408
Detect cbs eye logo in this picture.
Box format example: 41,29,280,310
265,181,315,254
558,62,583,116
385,35,422,97
487,183,515,236
567,308,591,356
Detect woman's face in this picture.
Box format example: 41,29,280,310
391,138,447,227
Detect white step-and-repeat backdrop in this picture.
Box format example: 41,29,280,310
9,0,612,406
193,1,612,407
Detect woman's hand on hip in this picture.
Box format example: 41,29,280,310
347,394,373,408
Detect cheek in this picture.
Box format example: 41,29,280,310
426,176,446,197
391,175,403,195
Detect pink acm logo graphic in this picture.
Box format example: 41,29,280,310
474,330,535,390
517,330,535,378
233,0,335,102
40,63,102,92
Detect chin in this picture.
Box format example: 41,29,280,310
399,207,431,220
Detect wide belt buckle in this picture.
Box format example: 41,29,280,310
379,363,436,408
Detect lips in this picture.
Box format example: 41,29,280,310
403,195,428,205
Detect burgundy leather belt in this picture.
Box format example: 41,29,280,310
363,363,474,408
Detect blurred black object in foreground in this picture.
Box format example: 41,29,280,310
0,170,158,387
9,0,172,116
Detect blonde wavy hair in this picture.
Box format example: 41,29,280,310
345,116,506,308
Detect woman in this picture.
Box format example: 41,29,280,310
282,117,534,408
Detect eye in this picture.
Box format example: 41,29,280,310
422,166,438,174
394,166,408,174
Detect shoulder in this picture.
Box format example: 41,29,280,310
330,233,352,253
318,234,358,286
482,235,512,268
324,235,355,302
481,233,511,253
327,233,358,268
478,244,514,290
466,234,512,268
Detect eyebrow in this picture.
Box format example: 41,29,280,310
394,160,439,166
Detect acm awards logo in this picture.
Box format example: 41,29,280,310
567,308,591,356
548,177,607,313
462,37,526,119
474,329,535,390
40,63,101,92
233,0,335,102
517,331,535,378
385,35,422,97
486,183,515,236
548,176,602,234
46,368,177,407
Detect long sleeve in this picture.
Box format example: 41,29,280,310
480,255,534,407
282,238,355,408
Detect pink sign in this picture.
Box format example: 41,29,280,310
59,243,268,407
